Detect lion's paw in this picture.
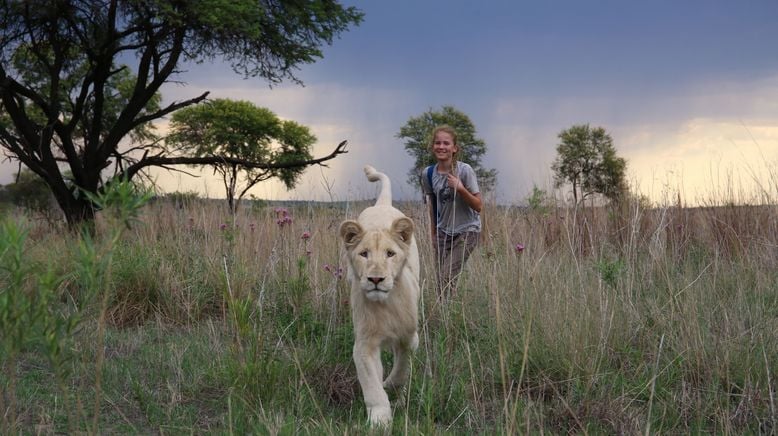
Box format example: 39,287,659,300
367,405,392,426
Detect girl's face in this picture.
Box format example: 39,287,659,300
432,131,458,162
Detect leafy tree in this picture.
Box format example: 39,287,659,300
526,184,552,215
0,0,361,226
397,105,497,192
551,124,627,204
167,98,316,214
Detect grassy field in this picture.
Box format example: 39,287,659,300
1,190,776,434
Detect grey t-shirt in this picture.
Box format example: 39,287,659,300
420,162,481,235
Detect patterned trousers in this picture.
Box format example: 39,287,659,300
435,231,479,299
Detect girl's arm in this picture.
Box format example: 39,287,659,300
446,173,483,212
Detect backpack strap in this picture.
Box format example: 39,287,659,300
426,164,438,223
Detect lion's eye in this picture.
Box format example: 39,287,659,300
359,250,368,258
387,250,395,258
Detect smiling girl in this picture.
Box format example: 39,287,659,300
420,125,482,299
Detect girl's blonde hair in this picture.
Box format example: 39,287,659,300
430,125,459,171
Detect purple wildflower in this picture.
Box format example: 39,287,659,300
276,213,293,228
323,263,344,280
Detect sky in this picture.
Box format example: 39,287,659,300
4,0,778,206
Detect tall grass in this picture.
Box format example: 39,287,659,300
1,185,776,433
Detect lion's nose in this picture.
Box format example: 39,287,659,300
368,276,384,285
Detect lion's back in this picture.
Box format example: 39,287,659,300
357,205,406,231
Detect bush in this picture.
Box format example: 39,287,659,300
0,169,55,214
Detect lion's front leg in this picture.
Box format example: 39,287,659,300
353,340,391,426
383,331,418,389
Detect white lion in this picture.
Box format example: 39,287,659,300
339,165,420,427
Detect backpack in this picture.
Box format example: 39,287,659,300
426,164,438,223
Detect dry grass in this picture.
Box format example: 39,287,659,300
3,190,777,433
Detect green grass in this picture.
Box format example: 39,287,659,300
1,193,777,434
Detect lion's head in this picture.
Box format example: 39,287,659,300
339,217,414,302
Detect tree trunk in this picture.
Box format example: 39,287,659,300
52,190,97,231
572,180,579,205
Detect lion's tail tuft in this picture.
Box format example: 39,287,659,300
363,165,392,206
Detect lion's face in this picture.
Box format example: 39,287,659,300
340,217,414,302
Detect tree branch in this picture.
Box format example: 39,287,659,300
131,92,210,128
117,140,348,182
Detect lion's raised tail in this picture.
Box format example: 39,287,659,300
364,165,392,206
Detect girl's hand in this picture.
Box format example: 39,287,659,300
446,173,463,192
445,171,483,212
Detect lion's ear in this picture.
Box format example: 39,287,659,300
391,217,414,244
339,220,364,247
